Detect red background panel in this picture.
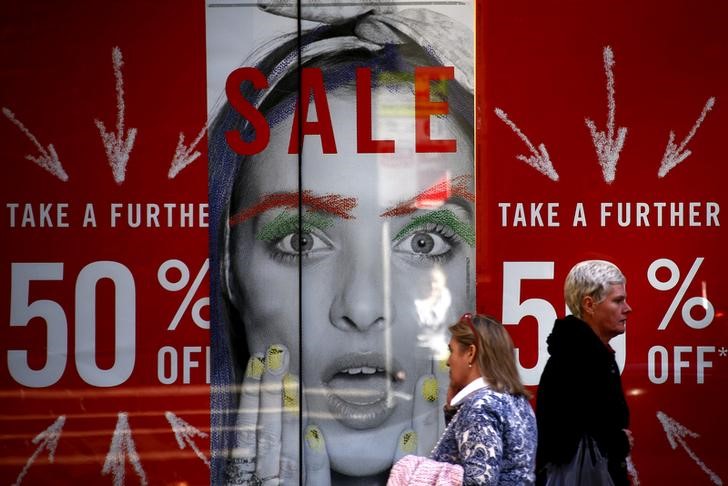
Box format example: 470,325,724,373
477,1,727,484
1,1,210,484
2,0,727,484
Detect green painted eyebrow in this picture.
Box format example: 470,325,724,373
256,210,335,242
392,209,475,247
377,72,450,98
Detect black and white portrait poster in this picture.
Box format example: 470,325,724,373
206,1,476,483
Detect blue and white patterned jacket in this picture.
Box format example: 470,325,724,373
430,383,537,485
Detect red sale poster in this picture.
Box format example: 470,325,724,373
1,2,210,485
1,1,726,485
477,1,727,485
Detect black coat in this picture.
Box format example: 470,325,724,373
536,315,630,485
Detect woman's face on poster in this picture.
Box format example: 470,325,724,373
228,85,474,476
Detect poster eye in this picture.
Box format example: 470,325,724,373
275,230,330,255
411,232,434,253
394,230,451,257
291,232,313,252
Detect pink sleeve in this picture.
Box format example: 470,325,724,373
388,455,464,486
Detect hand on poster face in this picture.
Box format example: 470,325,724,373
412,373,444,456
303,425,331,486
229,345,303,486
230,348,448,484
394,370,446,463
436,357,451,433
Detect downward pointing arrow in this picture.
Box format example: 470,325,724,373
494,107,559,181
585,46,627,184
95,46,137,184
13,416,66,486
658,97,715,178
657,411,722,485
102,412,148,486
165,411,210,466
626,456,640,486
3,108,69,181
168,124,207,179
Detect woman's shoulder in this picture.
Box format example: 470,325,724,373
468,386,527,404
463,387,518,415
466,389,535,423
455,389,535,438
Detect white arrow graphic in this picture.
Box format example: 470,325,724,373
585,45,627,184
164,411,210,466
494,107,559,181
626,456,640,486
95,46,137,185
168,124,207,179
12,416,66,486
657,411,722,485
2,108,69,181
658,97,716,178
102,412,148,486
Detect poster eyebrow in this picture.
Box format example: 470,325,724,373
379,174,474,217
229,190,358,226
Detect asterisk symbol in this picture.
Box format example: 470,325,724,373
719,347,728,357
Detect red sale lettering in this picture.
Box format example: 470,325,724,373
415,66,456,153
288,67,337,154
356,67,395,153
225,67,270,155
223,66,459,155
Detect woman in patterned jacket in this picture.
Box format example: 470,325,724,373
430,313,537,485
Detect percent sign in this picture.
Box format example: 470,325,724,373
647,257,715,330
157,259,210,330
